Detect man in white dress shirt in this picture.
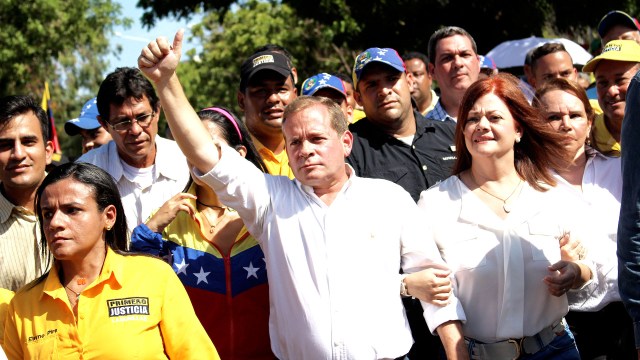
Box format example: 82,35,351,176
78,67,189,234
138,29,468,360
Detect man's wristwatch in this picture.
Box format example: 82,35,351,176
400,276,410,297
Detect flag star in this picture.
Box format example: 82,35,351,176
194,267,211,284
244,262,260,279
377,49,388,55
175,258,189,276
318,79,327,85
373,56,383,61
322,73,331,79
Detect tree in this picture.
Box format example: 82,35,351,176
177,0,351,115
0,0,127,158
138,0,638,55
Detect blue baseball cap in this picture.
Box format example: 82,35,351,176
352,47,405,87
64,97,101,136
301,73,347,98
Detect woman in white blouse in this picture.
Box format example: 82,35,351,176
533,78,634,359
418,73,593,359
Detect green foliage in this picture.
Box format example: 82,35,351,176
178,0,351,115
137,0,228,28
140,0,639,55
0,0,127,159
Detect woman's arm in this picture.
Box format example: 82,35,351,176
159,265,220,359
436,320,469,360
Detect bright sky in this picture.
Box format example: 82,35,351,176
105,1,203,77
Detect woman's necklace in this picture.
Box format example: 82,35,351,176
470,173,523,213
196,199,227,210
61,247,107,309
201,208,228,234
65,284,81,299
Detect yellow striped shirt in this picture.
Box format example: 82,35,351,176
0,190,48,291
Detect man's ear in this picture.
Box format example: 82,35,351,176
44,140,54,165
341,130,353,157
97,115,109,131
524,64,535,87
237,91,245,111
354,90,363,107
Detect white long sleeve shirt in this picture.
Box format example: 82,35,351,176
418,176,595,343
196,146,463,360
555,150,622,311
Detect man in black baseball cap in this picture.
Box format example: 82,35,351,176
598,10,640,46
237,49,297,178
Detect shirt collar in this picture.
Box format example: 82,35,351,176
294,164,355,201
0,187,36,223
426,100,456,123
251,134,285,162
0,189,15,223
41,247,123,301
360,110,430,141
154,136,183,181
106,136,182,182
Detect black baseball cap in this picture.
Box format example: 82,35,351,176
239,51,293,91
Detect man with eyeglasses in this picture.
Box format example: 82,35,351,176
78,67,190,235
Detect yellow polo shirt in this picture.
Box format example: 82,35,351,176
590,113,621,157
420,90,439,116
0,288,14,346
251,136,294,179
3,248,219,359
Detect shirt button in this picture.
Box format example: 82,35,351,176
412,145,416,149
422,165,427,171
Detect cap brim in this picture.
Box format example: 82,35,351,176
583,52,640,72
64,118,102,136
354,61,405,87
245,66,291,87
306,85,347,98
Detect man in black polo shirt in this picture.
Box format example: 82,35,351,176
348,47,456,202
348,47,456,359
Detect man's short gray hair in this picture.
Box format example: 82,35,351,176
283,96,348,135
428,26,478,65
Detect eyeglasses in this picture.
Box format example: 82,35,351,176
109,112,155,132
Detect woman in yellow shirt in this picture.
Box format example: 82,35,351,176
3,162,219,359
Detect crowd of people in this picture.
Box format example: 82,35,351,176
1,7,640,360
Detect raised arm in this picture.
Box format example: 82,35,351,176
138,29,219,174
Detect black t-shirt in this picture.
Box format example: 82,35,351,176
347,111,457,202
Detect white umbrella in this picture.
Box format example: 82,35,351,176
485,36,593,68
